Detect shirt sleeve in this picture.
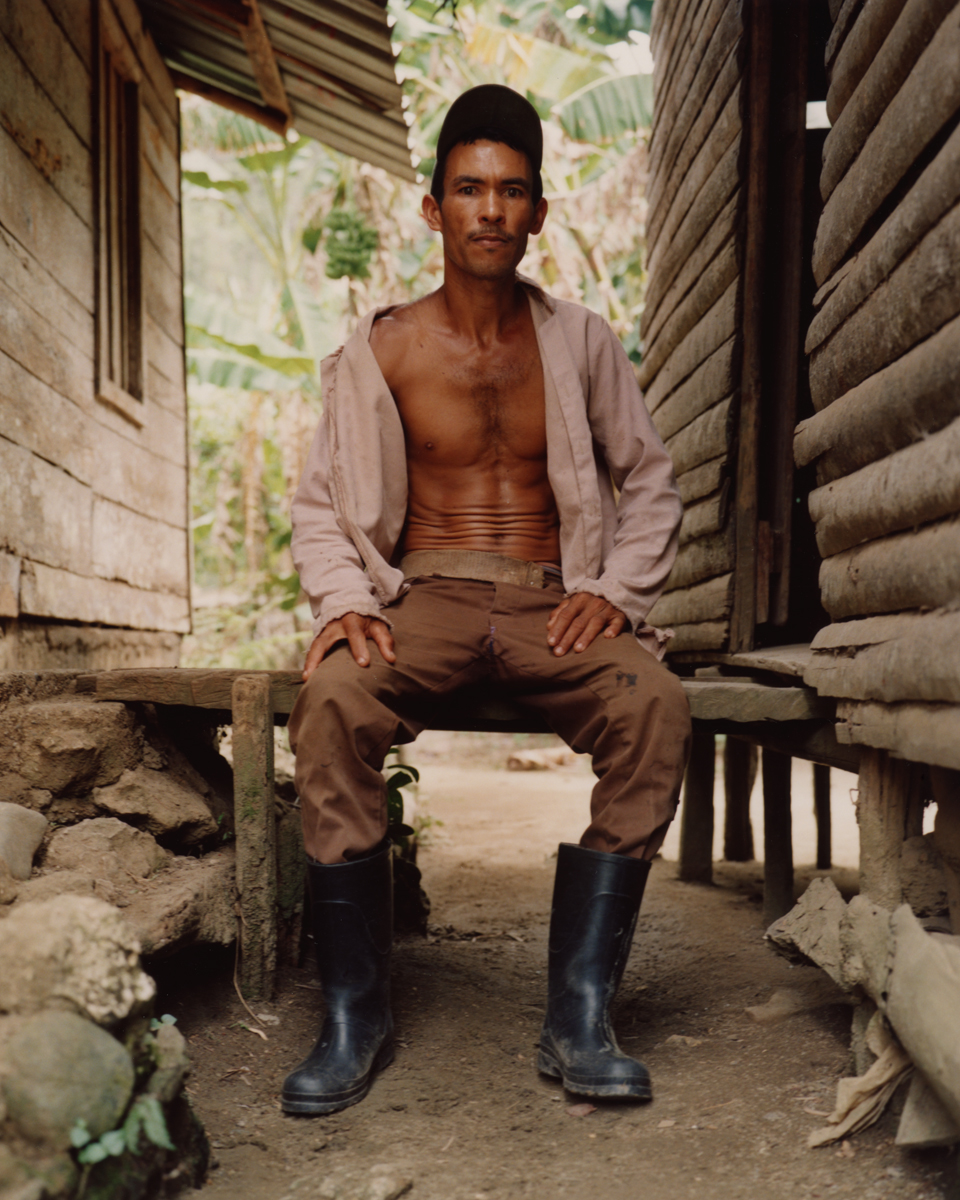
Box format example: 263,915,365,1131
290,412,386,637
578,316,682,630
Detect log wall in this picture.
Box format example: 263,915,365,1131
0,0,188,670
643,0,746,653
798,0,960,769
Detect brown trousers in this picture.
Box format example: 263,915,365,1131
289,576,691,864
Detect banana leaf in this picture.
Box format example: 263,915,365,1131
554,73,653,142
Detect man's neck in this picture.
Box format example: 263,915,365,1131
436,263,527,342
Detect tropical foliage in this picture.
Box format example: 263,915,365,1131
180,0,653,670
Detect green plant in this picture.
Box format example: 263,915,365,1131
70,1097,175,1167
385,750,419,842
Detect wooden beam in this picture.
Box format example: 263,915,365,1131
679,730,716,883
232,673,278,1000
762,747,793,925
169,69,289,135
723,736,756,861
240,0,291,120
814,763,832,869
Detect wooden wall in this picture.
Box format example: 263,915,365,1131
797,0,960,770
640,0,746,652
0,0,188,669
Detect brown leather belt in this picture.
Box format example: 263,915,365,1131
399,549,562,589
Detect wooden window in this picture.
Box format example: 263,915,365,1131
96,1,144,425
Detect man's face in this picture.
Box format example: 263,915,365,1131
422,140,548,281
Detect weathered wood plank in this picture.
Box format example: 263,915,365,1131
41,0,91,70
665,396,732,477
663,525,735,593
113,0,178,118
666,620,729,653
0,437,92,575
146,362,186,419
142,163,182,277
857,746,922,909
0,0,91,146
806,610,960,704
0,223,92,360
0,126,93,310
679,488,727,546
232,673,278,1000
92,497,189,596
644,51,741,273
814,763,832,870
652,336,735,441
819,517,960,619
648,572,732,627
811,120,960,353
91,423,188,527
640,238,738,392
677,457,725,506
795,310,960,481
643,194,737,351
645,282,738,415
650,0,718,165
145,312,185,389
837,700,960,771
821,0,954,201
723,736,756,861
0,271,93,416
809,199,960,411
827,0,908,122
809,416,960,557
813,8,960,284
644,137,741,329
20,560,190,632
143,236,183,347
649,0,702,126
140,100,179,206
646,64,742,268
825,0,866,74
685,681,831,722
0,349,94,486
679,729,715,883
78,668,304,712
0,31,93,226
762,747,793,925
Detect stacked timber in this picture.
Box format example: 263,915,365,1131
796,0,960,769
641,0,744,652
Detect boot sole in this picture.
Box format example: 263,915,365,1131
537,1048,652,1101
281,1041,395,1116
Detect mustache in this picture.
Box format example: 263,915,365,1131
468,230,515,243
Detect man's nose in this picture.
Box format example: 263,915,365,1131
478,190,506,222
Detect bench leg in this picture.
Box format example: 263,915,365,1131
232,674,278,1000
679,730,715,883
762,748,793,925
814,763,831,870
723,737,756,862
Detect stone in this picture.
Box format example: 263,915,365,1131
0,858,19,906
896,1070,960,1148
121,846,238,956
0,895,154,1024
900,834,948,917
94,766,218,845
16,702,140,794
43,817,169,883
12,868,121,908
0,774,51,813
147,1023,191,1104
0,1011,134,1148
765,875,848,986
0,804,47,881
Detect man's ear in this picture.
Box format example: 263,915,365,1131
422,193,443,232
530,196,548,236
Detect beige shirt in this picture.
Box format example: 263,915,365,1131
291,279,682,658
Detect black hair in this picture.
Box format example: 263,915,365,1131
430,125,543,206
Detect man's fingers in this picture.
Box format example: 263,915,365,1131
549,595,626,655
341,613,372,667
370,621,397,664
302,630,335,680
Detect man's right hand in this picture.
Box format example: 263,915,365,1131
302,613,396,680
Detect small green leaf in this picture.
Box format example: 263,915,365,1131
387,769,416,790
123,1107,143,1154
78,1143,109,1165
70,1120,92,1149
137,1096,176,1152
182,169,249,194
100,1130,127,1157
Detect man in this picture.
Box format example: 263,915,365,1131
281,85,691,1117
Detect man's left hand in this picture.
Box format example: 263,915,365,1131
547,593,626,656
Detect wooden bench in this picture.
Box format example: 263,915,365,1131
77,658,855,996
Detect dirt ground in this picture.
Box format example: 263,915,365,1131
154,734,957,1200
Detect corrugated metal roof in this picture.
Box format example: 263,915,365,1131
137,0,416,180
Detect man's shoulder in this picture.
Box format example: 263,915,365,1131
518,276,611,337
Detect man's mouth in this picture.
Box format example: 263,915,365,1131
470,232,512,244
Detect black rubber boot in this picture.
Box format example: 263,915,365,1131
281,838,394,1115
537,842,652,1100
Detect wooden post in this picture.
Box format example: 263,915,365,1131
856,746,922,909
723,737,756,861
232,674,277,1000
679,729,715,883
814,763,832,870
762,748,793,925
